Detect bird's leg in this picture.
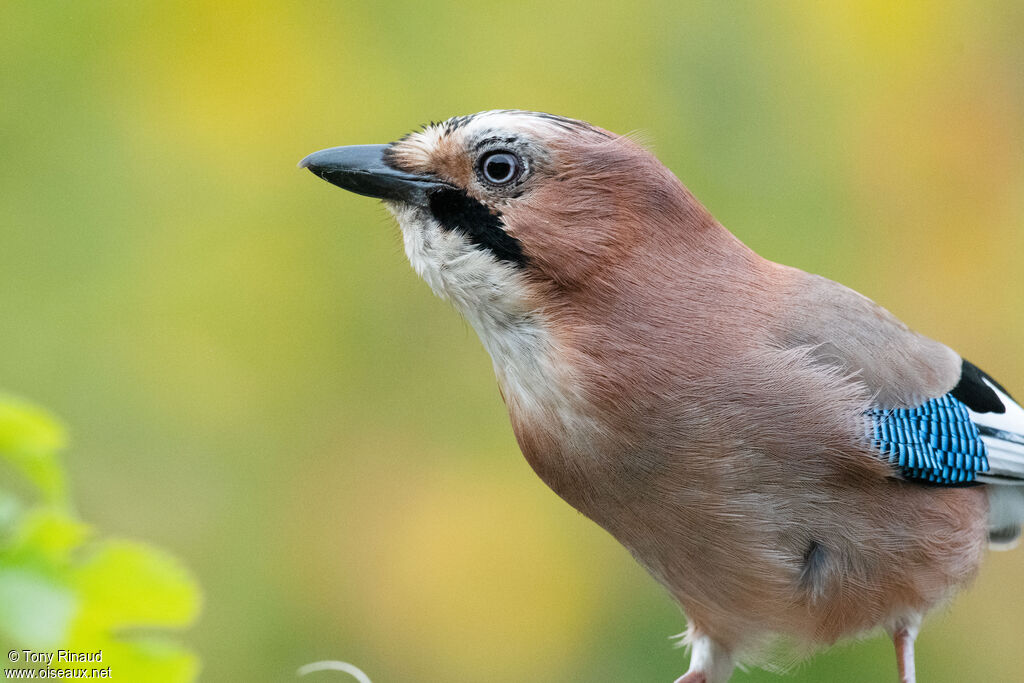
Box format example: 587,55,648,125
888,615,922,683
674,632,733,683
892,628,916,683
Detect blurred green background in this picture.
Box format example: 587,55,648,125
2,1,1023,681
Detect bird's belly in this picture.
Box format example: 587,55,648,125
585,476,988,651
509,389,988,652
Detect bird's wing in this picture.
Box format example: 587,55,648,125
867,360,1024,485
774,269,1024,486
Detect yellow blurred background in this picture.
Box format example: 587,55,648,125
2,1,1022,681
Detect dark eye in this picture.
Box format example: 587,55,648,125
479,151,521,185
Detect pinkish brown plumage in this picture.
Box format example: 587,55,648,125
301,110,1024,682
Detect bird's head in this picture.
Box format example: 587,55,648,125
301,110,720,331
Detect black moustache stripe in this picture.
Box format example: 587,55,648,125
428,189,528,268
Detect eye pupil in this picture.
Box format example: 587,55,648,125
488,159,511,180
481,152,520,184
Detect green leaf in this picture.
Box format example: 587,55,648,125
7,508,91,564
72,540,201,634
0,396,67,503
0,394,202,681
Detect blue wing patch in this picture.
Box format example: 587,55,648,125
868,394,990,485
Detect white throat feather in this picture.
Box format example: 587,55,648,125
386,202,584,429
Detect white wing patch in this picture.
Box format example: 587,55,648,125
972,379,1024,484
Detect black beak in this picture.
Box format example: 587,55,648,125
299,144,449,207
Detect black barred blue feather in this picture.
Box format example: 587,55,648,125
868,394,990,485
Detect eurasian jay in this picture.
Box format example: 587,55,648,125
300,110,1024,683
